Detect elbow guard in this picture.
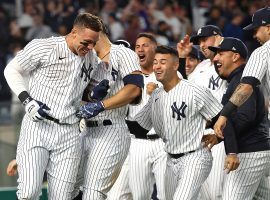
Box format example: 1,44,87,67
123,74,144,88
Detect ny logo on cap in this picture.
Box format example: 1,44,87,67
232,47,236,51
197,28,202,35
213,31,217,35
262,20,266,24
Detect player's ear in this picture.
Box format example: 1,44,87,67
232,53,240,63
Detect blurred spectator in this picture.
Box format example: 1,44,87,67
224,10,244,40
150,1,183,41
17,0,34,29
155,20,172,45
124,14,142,48
25,8,56,42
108,12,124,41
44,0,61,33
100,0,120,25
205,5,227,31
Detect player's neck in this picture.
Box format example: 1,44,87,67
163,77,181,92
141,65,153,75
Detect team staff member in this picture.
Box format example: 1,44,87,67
74,23,143,199
126,45,225,199
4,13,102,200
209,37,270,200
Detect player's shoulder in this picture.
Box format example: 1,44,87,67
252,41,270,56
182,79,208,93
25,36,62,51
111,44,137,56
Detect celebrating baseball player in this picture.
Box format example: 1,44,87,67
214,7,270,199
209,37,270,200
126,45,224,199
108,33,167,200
73,22,143,199
4,13,102,199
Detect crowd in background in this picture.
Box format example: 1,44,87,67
0,0,269,104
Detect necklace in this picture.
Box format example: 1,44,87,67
100,51,110,60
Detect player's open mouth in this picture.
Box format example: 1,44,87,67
138,54,146,62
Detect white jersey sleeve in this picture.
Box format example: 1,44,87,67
16,39,52,72
193,85,222,120
132,90,155,130
242,43,270,84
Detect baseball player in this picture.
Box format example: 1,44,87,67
209,37,270,199
108,33,167,200
177,26,227,199
126,45,224,199
4,13,102,200
74,24,143,199
214,7,270,200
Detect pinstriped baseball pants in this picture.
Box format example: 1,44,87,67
16,115,82,200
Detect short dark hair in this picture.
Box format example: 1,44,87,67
73,13,102,32
155,45,178,58
136,32,157,45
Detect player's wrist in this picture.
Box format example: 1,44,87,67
18,91,33,106
220,101,237,118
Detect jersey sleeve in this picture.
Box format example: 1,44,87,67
194,85,222,120
118,47,141,78
16,39,52,72
132,90,155,130
242,46,268,84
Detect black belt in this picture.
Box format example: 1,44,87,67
86,119,112,127
45,115,70,125
168,150,195,159
135,134,160,140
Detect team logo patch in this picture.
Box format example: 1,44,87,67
208,75,220,90
197,28,202,35
171,101,187,120
81,63,93,82
111,67,118,81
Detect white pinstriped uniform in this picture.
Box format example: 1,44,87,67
188,58,227,200
108,72,167,200
76,44,141,200
241,40,270,200
134,79,222,199
14,36,98,199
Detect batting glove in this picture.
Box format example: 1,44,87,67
25,99,51,122
79,118,87,132
76,101,105,119
90,79,110,101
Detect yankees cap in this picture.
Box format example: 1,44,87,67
208,37,248,59
244,7,270,30
189,46,201,60
190,25,223,44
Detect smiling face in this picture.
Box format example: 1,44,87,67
213,50,236,79
135,36,156,69
198,35,216,59
153,53,178,83
71,26,100,57
253,25,270,45
185,55,200,76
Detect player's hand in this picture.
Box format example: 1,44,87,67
177,35,193,58
202,134,218,150
214,35,224,47
90,79,110,101
146,82,158,95
6,159,18,176
79,118,87,132
25,99,50,122
214,116,227,139
224,154,240,174
76,101,105,119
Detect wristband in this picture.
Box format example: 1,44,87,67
220,101,237,118
18,91,33,105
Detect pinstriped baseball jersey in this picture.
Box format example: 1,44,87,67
188,59,227,102
242,40,270,113
86,44,141,121
133,79,222,154
16,36,98,124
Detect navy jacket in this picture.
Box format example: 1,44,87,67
222,64,270,153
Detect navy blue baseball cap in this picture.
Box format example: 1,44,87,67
189,46,201,60
244,7,270,30
208,37,248,59
190,25,223,44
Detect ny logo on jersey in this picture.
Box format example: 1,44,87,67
171,102,187,120
208,76,220,90
111,67,118,81
81,63,93,82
